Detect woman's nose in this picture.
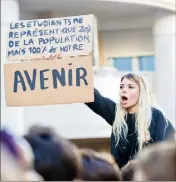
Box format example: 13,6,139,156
121,87,127,93
122,90,127,94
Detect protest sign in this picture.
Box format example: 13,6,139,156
4,56,94,106
6,14,95,61
4,14,97,106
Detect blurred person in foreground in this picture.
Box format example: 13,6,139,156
133,141,176,181
85,73,175,167
24,125,82,181
79,148,122,181
1,129,43,181
120,159,138,181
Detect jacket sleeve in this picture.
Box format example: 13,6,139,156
154,109,176,142
85,88,116,126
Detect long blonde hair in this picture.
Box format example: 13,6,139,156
112,73,167,152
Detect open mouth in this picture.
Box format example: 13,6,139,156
121,96,128,101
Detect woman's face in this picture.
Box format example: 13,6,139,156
120,77,140,109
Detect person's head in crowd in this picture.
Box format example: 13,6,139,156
24,128,82,181
166,129,176,141
1,129,25,181
133,141,176,181
121,160,138,181
27,124,58,141
1,129,43,181
15,136,44,181
79,148,122,181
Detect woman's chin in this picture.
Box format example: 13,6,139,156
121,103,133,109
121,103,129,109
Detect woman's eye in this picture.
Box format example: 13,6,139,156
120,86,123,89
129,86,134,89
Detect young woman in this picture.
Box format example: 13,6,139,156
85,73,175,168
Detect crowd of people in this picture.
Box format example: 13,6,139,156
1,124,176,181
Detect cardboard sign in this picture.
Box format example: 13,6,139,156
5,14,97,106
7,14,95,61
4,56,94,106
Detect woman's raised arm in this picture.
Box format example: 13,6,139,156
85,88,116,126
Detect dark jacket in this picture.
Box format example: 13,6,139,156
85,88,175,167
